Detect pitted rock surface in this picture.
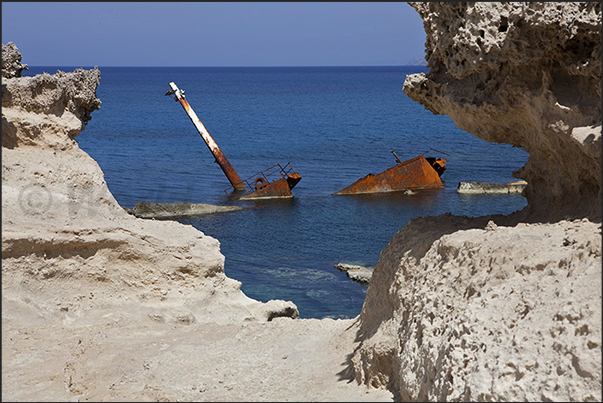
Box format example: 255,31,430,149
1,41,28,78
403,2,601,222
352,3,602,401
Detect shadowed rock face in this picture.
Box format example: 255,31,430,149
403,2,601,222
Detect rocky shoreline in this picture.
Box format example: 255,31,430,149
2,3,601,401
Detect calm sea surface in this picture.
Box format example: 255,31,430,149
27,66,529,319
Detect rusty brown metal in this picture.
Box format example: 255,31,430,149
166,82,246,191
225,163,302,200
167,82,302,200
333,152,447,195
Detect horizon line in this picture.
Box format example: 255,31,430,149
24,64,428,69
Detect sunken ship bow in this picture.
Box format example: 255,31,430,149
333,150,447,195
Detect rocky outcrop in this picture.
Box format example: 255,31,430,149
457,180,527,194
2,41,28,78
335,263,374,285
2,65,101,149
3,42,398,402
403,2,601,222
3,2,602,399
1,43,298,329
125,201,244,219
352,3,602,401
353,214,601,401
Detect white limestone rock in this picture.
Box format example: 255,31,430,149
352,3,602,401
353,214,601,401
403,2,601,222
1,43,298,330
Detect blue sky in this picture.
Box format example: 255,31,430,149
2,2,426,67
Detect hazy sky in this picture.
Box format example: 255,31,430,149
2,2,427,67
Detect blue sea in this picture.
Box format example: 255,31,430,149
27,66,529,319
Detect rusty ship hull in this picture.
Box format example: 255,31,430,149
167,81,301,201
333,154,446,195
236,174,301,200
226,163,301,200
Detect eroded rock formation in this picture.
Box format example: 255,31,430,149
403,2,601,222
2,43,397,402
352,3,602,401
353,214,601,401
3,2,602,399
2,41,28,78
2,44,298,330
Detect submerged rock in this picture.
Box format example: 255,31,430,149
334,263,373,285
457,180,527,194
126,201,244,219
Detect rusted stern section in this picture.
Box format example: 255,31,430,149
166,82,302,200
333,150,448,195
225,163,301,200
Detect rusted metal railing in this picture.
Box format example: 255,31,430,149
225,162,301,200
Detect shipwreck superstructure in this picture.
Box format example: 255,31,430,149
166,81,301,200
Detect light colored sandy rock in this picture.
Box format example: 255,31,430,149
2,42,393,402
335,263,374,285
352,3,602,401
353,214,601,401
457,180,527,194
2,315,392,402
403,2,601,222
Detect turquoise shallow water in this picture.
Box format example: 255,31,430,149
26,66,529,319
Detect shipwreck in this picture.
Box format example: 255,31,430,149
166,81,301,200
333,149,448,195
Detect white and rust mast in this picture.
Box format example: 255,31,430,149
166,81,247,191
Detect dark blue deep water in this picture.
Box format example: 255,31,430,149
27,66,529,319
